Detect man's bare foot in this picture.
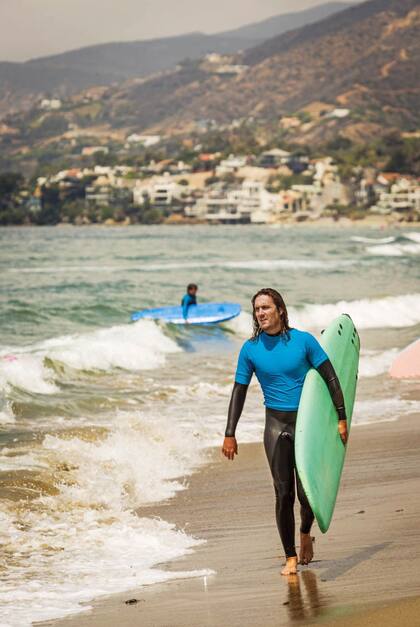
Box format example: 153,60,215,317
299,532,314,565
281,556,298,575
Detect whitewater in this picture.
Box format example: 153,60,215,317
0,224,419,626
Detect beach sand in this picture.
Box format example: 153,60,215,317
38,414,420,627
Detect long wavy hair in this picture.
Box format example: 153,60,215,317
251,288,290,340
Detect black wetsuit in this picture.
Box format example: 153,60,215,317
225,348,346,559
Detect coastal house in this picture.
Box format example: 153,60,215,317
291,184,323,213
370,177,420,214
313,157,337,184
287,154,310,174
214,65,248,75
291,177,349,213
196,152,221,171
85,184,132,209
187,180,279,224
39,98,62,111
125,134,161,148
355,168,377,207
187,189,247,223
294,158,350,210
258,149,291,169
57,175,86,204
133,174,186,208
216,155,248,176
277,190,305,214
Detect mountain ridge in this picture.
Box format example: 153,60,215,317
122,0,419,137
0,3,353,116
1,0,418,171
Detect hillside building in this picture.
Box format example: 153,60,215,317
258,149,291,169
40,98,62,111
187,180,280,224
133,175,186,208
125,134,161,147
85,184,132,209
216,154,248,175
370,177,420,214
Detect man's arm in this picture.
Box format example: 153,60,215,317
182,295,190,320
316,359,348,444
222,382,249,460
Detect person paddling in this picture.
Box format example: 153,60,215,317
222,288,348,575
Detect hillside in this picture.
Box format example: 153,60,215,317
97,0,419,140
0,2,352,116
219,2,354,41
1,0,418,176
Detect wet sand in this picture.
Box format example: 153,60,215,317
38,414,420,627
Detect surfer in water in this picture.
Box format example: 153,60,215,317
181,283,198,321
222,288,348,576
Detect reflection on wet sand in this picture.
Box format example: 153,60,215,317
285,570,328,621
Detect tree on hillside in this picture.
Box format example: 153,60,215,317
0,172,28,225
35,185,61,225
386,138,420,175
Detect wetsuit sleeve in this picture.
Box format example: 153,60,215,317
225,382,249,437
305,333,329,368
181,295,191,320
235,343,254,385
317,359,347,422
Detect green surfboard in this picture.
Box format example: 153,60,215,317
295,314,360,533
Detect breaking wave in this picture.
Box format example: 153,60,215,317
0,320,179,395
358,348,399,377
290,293,420,330
366,242,420,256
0,410,213,626
351,235,396,244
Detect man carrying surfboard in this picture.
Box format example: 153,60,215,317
222,288,348,576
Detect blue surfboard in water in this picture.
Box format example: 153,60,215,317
131,302,241,325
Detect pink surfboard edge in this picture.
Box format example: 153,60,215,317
389,338,420,379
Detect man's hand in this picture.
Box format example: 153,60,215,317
338,419,348,445
222,436,238,460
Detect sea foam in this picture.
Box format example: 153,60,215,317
290,293,420,330
351,235,396,244
39,319,180,372
0,320,179,395
353,397,420,425
358,348,399,377
226,295,420,336
366,242,420,256
0,353,58,395
0,410,213,626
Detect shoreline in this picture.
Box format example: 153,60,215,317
38,413,420,627
2,217,420,228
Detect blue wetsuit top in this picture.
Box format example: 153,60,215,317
181,293,197,319
235,329,328,411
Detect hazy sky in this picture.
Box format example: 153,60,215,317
2,0,352,62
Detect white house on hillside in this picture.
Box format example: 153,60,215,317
216,155,248,176
133,175,186,207
370,177,420,214
187,180,279,224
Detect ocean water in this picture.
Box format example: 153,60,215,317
0,225,419,625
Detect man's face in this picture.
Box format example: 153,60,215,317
188,287,197,296
254,295,282,333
